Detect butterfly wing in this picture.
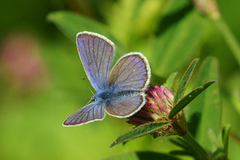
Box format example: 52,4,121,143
77,31,115,91
105,52,151,117
63,102,105,126
109,52,150,90
105,94,146,118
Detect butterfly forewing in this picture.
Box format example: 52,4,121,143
77,32,115,91
109,52,150,90
63,102,105,126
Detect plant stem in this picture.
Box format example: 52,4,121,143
213,17,240,66
182,132,210,160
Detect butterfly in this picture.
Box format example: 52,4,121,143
63,31,151,126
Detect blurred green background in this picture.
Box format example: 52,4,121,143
0,0,240,159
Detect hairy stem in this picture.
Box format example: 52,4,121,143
182,132,210,160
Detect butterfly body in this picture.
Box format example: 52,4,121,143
94,89,144,104
63,31,151,126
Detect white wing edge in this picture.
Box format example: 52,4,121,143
62,113,106,127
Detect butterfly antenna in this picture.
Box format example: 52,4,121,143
82,77,94,96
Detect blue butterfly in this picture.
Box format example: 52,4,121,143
63,31,151,126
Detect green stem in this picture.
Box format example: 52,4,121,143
213,17,240,66
182,132,210,160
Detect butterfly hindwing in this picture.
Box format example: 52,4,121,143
63,102,105,126
105,94,146,118
105,52,150,118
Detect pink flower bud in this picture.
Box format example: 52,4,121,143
127,85,187,137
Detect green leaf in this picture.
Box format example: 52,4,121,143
187,57,221,151
150,10,204,77
211,125,231,159
173,58,199,106
103,151,179,160
227,72,240,115
164,72,178,89
47,11,128,59
136,151,180,160
110,121,169,148
168,80,216,119
103,152,139,160
214,18,240,66
151,73,166,86
47,11,114,42
170,150,194,157
207,128,221,151
222,124,231,156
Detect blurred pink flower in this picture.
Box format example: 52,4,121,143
1,32,47,90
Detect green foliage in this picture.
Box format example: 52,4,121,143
188,57,221,151
173,58,199,106
150,10,204,77
104,151,179,160
110,122,169,148
169,80,216,120
104,152,139,160
164,72,178,89
222,124,231,157
47,11,111,42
